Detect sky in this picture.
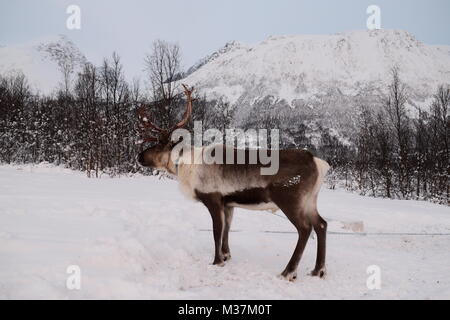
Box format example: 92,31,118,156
1,0,449,79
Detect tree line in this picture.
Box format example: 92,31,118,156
323,68,449,204
0,41,235,177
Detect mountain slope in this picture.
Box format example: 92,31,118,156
182,29,450,109
0,35,86,95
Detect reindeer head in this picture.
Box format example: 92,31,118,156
137,84,193,172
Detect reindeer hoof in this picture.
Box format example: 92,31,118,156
310,268,326,278
280,271,297,282
212,259,225,267
223,252,231,261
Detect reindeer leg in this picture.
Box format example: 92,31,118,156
271,188,312,281
222,206,234,261
310,213,327,278
209,205,225,266
280,218,312,281
196,191,225,266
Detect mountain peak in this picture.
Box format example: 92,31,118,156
182,29,449,107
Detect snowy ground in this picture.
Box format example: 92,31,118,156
0,164,449,300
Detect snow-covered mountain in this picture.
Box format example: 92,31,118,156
0,35,87,95
182,29,450,111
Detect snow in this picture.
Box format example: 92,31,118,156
0,164,449,299
181,29,450,108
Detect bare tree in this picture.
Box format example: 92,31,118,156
143,40,183,130
38,40,86,96
383,67,411,197
431,85,449,161
144,39,181,102
430,85,450,201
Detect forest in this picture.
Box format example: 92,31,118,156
0,40,448,204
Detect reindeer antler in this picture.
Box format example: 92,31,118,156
169,84,194,132
138,84,194,143
138,106,162,142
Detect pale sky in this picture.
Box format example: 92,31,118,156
1,0,449,79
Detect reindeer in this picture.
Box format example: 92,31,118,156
137,85,330,281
